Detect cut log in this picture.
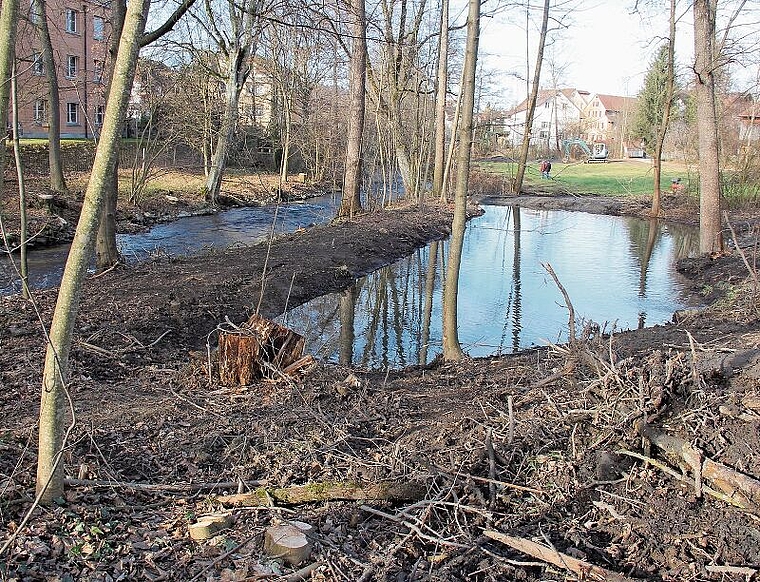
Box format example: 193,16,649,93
217,480,424,507
188,512,233,540
218,314,306,385
264,523,313,565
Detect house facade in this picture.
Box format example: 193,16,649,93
16,0,112,139
582,94,637,149
503,88,590,152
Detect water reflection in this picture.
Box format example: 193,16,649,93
282,205,700,368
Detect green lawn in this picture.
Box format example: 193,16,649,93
477,159,694,197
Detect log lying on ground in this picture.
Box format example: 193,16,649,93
638,421,760,514
217,480,425,507
483,530,634,582
218,314,306,385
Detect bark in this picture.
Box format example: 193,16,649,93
693,0,723,253
650,0,677,218
36,0,149,504
512,0,550,194
33,0,67,192
338,0,366,218
431,0,449,199
442,0,479,361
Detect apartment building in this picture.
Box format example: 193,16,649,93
16,0,112,139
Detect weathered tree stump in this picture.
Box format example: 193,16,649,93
218,314,306,385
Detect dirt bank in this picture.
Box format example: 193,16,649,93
1,199,760,581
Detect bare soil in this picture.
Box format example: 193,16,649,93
2,185,760,581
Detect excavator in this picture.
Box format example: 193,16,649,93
561,138,609,163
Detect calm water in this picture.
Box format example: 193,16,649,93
0,194,338,295
280,206,699,369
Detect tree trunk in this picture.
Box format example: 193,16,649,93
693,0,723,254
338,286,357,365
206,48,246,206
33,0,67,192
11,62,29,298
36,0,149,504
442,0,479,361
0,0,19,212
650,0,677,218
512,0,550,194
338,0,366,218
419,240,438,364
431,0,448,199
95,0,126,271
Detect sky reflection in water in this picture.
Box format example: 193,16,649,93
281,206,699,369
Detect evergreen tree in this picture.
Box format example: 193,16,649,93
631,44,678,149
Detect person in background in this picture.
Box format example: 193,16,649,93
541,160,552,179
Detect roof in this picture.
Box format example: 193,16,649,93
592,94,637,113
506,88,583,116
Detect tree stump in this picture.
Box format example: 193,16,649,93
218,314,306,385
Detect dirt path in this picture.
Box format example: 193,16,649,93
2,198,760,581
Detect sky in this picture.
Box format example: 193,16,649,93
476,0,696,107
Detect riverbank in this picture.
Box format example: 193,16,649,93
1,198,760,580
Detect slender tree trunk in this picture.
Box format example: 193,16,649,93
339,0,366,218
36,0,149,504
0,0,19,210
32,0,67,192
12,63,29,298
512,0,549,194
279,89,292,184
650,0,677,218
95,0,127,270
442,0,479,361
206,48,246,205
338,286,357,365
419,240,438,364
693,0,723,253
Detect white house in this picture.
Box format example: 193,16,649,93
504,88,589,151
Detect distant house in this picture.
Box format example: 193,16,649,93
16,0,112,139
503,88,588,152
582,94,637,146
738,103,760,143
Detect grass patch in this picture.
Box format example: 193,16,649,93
477,159,693,197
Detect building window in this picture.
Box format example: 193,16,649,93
65,8,78,33
34,99,47,124
32,51,44,75
93,16,104,40
94,104,105,126
66,102,79,124
66,55,78,78
93,60,103,83
545,102,550,108
539,130,549,139
541,121,549,129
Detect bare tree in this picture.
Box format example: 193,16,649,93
693,0,723,253
0,0,19,204
32,0,67,193
36,0,150,504
442,0,479,361
339,0,367,217
431,0,449,199
512,0,549,194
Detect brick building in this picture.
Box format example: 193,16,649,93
16,0,112,139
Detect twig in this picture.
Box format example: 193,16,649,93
360,504,471,549
281,561,324,582
507,395,514,445
485,428,497,508
542,263,576,342
188,535,254,582
724,211,760,289
62,478,255,492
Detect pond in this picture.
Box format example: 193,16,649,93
279,205,699,369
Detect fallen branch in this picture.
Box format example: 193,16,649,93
636,422,760,513
542,263,576,342
483,530,633,582
63,478,253,493
217,480,424,507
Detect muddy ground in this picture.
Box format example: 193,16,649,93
2,187,760,581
